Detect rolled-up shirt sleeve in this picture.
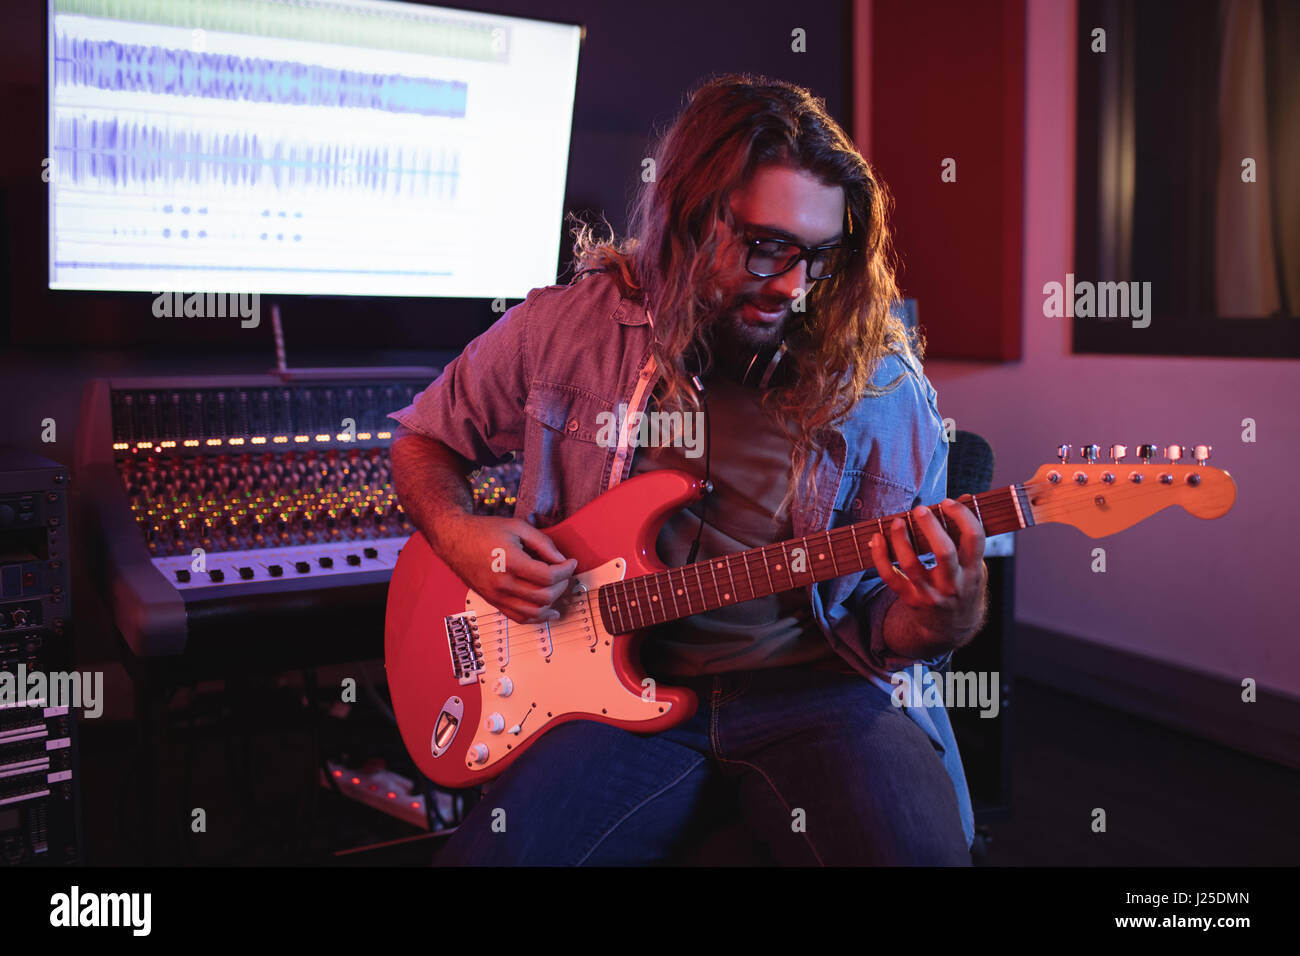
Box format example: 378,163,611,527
387,295,535,466
845,420,953,673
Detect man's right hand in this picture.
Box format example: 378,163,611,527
436,514,578,625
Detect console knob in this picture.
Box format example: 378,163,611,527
484,713,505,734
493,677,514,698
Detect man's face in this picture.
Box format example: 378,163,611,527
710,164,846,355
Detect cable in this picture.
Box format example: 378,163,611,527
684,373,711,566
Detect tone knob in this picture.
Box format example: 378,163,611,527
493,677,514,698
468,744,489,765
484,713,505,734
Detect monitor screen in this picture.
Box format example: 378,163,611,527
46,0,582,299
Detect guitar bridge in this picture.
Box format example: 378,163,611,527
445,612,484,685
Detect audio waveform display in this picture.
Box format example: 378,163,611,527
56,0,509,63
52,116,460,198
53,34,468,118
48,0,582,299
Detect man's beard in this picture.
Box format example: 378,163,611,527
710,296,792,359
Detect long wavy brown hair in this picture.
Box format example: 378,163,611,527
569,73,921,517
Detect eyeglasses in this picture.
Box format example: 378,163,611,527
740,234,859,281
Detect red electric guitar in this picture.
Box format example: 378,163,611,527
385,445,1236,788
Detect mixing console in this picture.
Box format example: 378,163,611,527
76,370,521,658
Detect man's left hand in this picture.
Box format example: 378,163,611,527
868,498,988,651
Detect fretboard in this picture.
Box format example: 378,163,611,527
596,484,1032,633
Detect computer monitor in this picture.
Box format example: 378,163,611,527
46,0,582,299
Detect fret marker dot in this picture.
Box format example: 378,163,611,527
651,595,658,602
676,588,683,595
724,593,730,600
630,600,637,607
818,553,825,560
775,564,782,571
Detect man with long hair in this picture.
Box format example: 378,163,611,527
390,74,987,865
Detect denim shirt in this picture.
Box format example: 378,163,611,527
388,271,975,848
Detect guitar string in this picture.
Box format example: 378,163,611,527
462,474,1203,653
463,491,1033,652
460,475,1217,652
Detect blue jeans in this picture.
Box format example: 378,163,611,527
432,661,972,866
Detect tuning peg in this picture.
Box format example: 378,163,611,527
1108,443,1128,464
1164,444,1185,463
1194,444,1212,466
1137,444,1157,464
1081,443,1100,463
1057,443,1071,464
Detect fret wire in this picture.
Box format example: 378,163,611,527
630,578,644,630
760,545,776,593
620,580,634,631
639,576,654,628
741,546,756,599
608,583,622,634
778,540,791,589
693,562,708,611
824,531,841,577
905,511,918,553
707,559,722,608
850,524,864,570
721,555,738,603
650,571,667,625
677,566,693,615
666,567,682,619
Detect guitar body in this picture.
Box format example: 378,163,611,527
384,469,706,789
386,446,1238,790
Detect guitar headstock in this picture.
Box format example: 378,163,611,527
1023,443,1236,538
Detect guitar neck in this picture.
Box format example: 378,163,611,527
597,484,1032,633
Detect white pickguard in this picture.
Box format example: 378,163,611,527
455,557,672,774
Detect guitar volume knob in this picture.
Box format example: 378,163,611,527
484,712,505,733
468,744,490,765
493,677,514,698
